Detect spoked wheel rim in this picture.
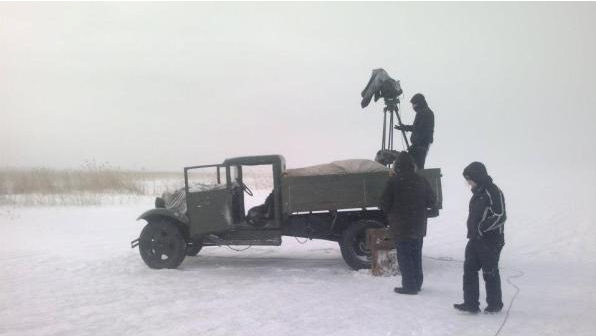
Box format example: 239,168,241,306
351,230,372,262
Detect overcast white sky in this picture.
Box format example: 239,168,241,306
2,2,595,175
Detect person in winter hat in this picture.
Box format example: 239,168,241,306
394,93,435,169
454,162,507,313
380,151,437,295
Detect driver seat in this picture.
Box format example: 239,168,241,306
246,192,274,227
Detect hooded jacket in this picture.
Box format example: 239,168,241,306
401,94,434,146
380,152,437,239
463,162,506,242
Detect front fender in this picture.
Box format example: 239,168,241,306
137,208,190,225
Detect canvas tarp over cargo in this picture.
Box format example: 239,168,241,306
284,159,390,177
282,159,391,213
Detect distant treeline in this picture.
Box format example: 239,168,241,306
0,169,274,195
0,160,183,195
0,163,274,206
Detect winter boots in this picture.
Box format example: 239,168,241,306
484,304,503,313
394,287,418,295
453,303,503,314
453,303,480,313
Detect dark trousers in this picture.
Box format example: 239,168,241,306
395,238,424,291
463,239,504,308
408,145,429,169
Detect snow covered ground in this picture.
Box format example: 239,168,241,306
1,169,595,336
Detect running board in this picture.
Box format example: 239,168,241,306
206,230,282,246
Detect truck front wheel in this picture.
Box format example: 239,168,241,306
139,219,187,269
339,219,384,270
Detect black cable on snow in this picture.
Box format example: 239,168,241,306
225,245,252,252
493,269,524,336
294,236,308,244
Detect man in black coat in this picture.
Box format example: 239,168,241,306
395,93,435,169
380,152,437,295
454,162,507,313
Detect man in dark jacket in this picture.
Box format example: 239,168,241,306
395,93,435,169
454,162,507,313
380,152,437,294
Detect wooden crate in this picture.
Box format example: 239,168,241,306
367,228,399,276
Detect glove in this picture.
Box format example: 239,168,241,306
394,125,406,131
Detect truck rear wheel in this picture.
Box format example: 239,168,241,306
339,219,384,270
186,240,203,256
139,219,187,269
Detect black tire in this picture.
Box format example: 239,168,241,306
186,240,203,257
339,219,384,270
139,219,187,269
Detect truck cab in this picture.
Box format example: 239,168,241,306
182,155,286,245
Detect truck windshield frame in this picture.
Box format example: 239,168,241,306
183,164,226,194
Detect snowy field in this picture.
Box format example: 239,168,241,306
1,169,595,336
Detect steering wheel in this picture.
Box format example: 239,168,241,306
239,181,254,196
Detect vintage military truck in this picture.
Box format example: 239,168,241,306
131,155,442,270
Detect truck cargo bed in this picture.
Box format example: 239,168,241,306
281,168,442,214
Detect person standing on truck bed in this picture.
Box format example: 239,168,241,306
394,93,435,169
454,162,506,313
380,152,437,295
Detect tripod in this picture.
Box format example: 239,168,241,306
381,97,410,153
